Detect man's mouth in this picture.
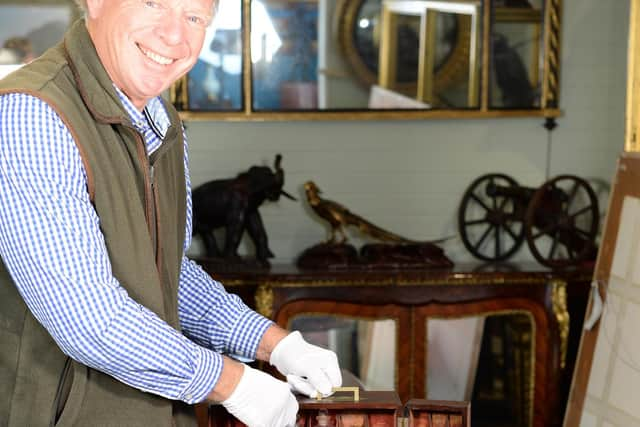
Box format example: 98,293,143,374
137,43,175,66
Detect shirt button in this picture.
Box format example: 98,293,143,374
185,393,193,400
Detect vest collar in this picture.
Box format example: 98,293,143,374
63,19,181,142
115,85,170,141
63,19,131,124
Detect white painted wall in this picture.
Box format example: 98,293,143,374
185,0,629,265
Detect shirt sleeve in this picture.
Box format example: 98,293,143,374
178,257,274,360
0,93,218,404
178,129,274,360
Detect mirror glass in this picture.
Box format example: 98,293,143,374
427,313,534,427
489,0,545,108
181,0,244,111
290,314,397,391
172,0,558,117
251,0,319,110
375,2,482,109
249,0,485,111
291,311,534,427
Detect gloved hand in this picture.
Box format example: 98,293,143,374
222,364,298,427
270,331,342,398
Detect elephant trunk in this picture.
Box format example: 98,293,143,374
273,154,296,200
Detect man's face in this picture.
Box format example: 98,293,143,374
86,0,215,110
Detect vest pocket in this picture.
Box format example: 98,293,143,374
51,359,88,427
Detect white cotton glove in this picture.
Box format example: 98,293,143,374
221,364,298,427
269,331,342,398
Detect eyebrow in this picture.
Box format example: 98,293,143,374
185,7,212,19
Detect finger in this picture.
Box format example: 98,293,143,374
283,395,298,427
286,374,317,398
304,368,333,396
324,355,342,387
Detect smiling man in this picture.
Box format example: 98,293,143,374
0,1,340,426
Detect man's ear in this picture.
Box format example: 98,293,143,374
85,0,105,19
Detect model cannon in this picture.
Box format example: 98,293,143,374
458,173,600,269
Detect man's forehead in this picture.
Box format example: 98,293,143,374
165,0,217,12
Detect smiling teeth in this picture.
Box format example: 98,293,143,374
139,45,174,65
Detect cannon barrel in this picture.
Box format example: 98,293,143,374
486,182,536,201
459,173,599,268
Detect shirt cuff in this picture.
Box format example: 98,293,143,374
226,309,274,360
179,346,222,404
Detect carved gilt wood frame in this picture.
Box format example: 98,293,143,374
173,0,563,121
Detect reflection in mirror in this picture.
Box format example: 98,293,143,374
427,313,534,427
172,0,561,117
290,315,396,391
252,0,319,110
250,0,482,111
377,1,482,109
426,316,485,402
178,0,243,111
490,0,544,108
343,0,467,89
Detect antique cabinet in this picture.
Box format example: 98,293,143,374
406,399,471,427
194,261,591,427
206,390,471,427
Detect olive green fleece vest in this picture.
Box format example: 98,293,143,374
0,20,196,427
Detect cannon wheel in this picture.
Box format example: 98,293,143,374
524,175,600,269
458,173,526,262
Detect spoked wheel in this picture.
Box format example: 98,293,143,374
524,175,600,269
458,173,526,262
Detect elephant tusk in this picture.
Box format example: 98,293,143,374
281,190,297,201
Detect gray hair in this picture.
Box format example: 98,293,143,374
72,1,218,16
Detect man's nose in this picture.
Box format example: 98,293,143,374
156,9,188,45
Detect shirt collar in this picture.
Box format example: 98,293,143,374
113,85,170,140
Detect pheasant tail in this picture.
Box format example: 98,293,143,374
342,210,414,243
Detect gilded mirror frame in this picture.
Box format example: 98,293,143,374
335,0,473,100
172,0,563,121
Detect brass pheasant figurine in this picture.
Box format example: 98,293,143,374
304,181,416,244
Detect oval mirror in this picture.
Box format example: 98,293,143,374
337,0,473,104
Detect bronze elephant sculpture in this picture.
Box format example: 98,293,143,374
192,154,295,267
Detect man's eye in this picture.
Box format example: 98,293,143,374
144,1,161,8
187,15,210,28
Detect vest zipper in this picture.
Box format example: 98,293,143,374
149,163,158,259
131,131,161,274
149,164,163,270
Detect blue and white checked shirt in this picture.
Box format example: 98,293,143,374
0,88,273,404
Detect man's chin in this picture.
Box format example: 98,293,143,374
137,81,172,100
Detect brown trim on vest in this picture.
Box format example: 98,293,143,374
0,89,96,202
62,46,124,126
129,128,169,318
